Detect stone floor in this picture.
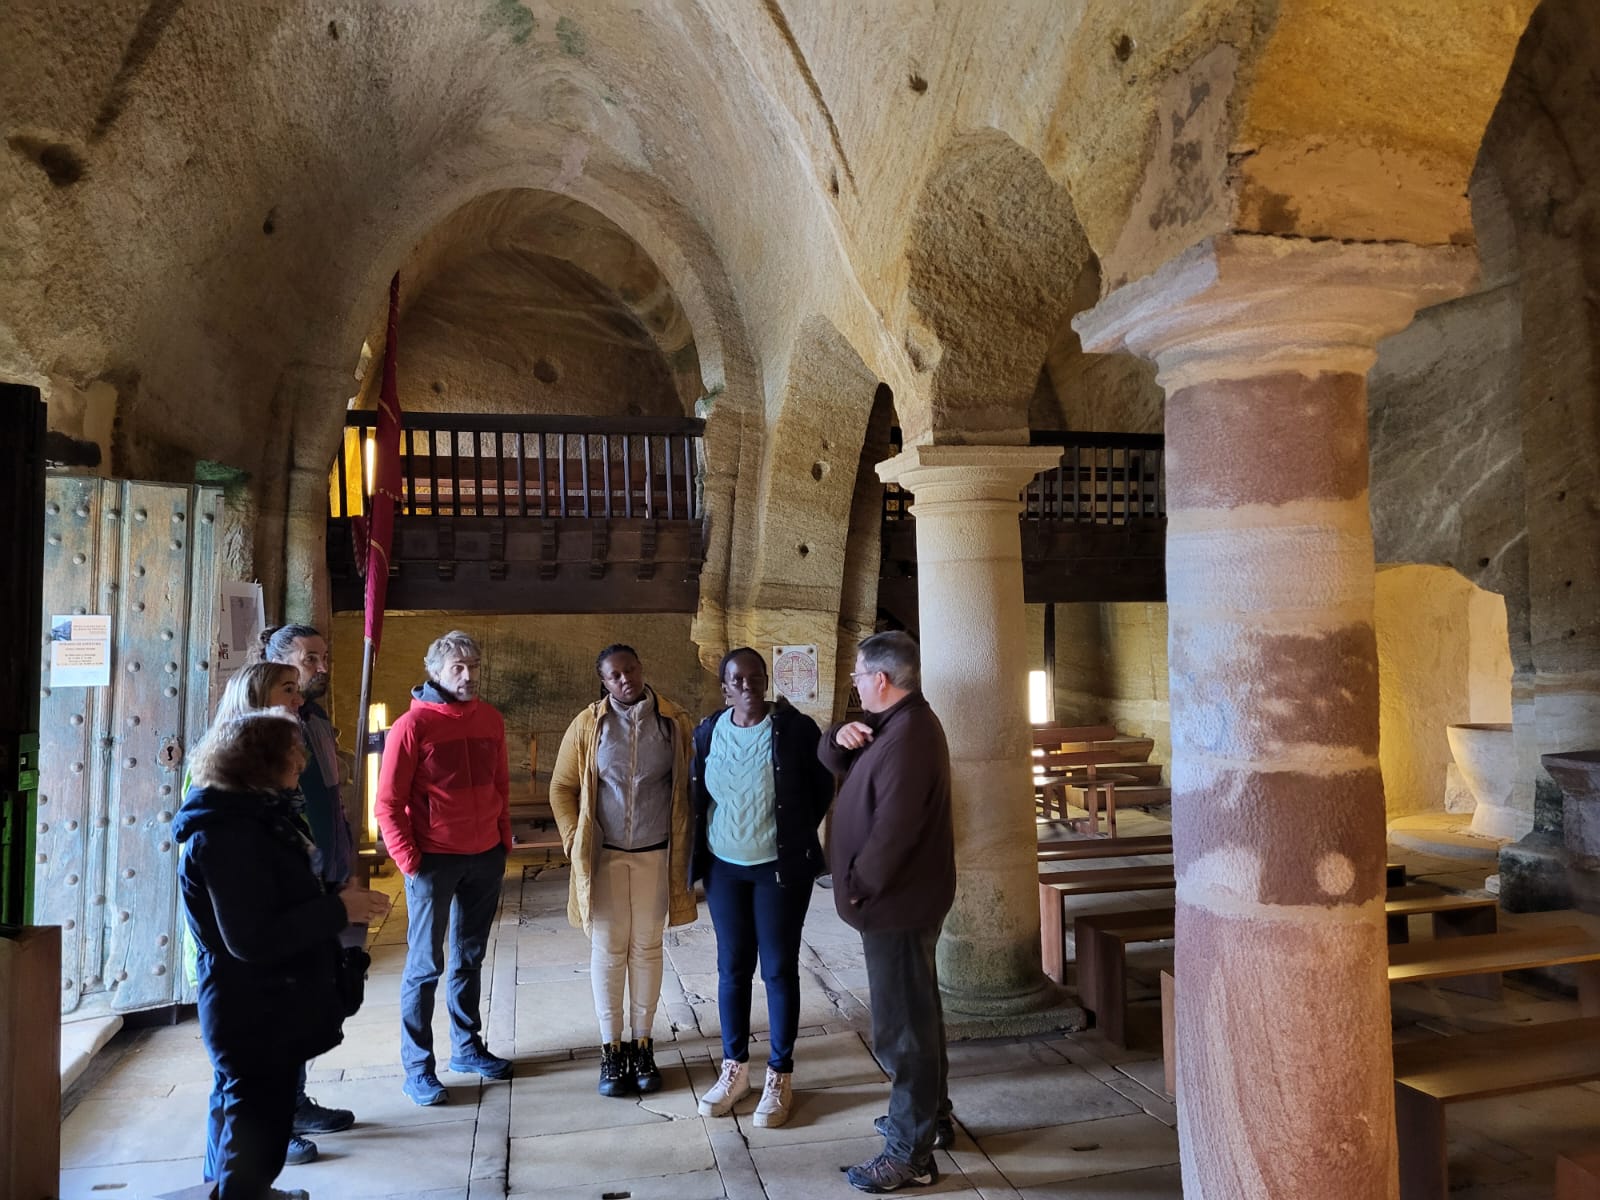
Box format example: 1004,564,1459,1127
57,820,1600,1199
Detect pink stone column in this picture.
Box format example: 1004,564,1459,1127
1075,236,1475,1199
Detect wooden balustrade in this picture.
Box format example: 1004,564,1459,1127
330,412,704,523
882,430,1165,525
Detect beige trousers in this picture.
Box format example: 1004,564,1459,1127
589,846,670,1042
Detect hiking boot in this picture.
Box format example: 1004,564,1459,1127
633,1037,663,1094
449,1042,514,1081
267,1190,311,1200
753,1069,792,1128
284,1134,318,1165
292,1094,354,1134
402,1070,449,1107
874,1112,957,1150
845,1152,938,1193
598,1042,633,1097
696,1057,750,1117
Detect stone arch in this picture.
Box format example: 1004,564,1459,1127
715,315,880,721
902,129,1093,445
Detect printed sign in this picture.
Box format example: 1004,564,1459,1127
49,614,112,687
772,644,819,704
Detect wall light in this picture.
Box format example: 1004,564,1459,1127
365,702,388,844
1028,669,1050,725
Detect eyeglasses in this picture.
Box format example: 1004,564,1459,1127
850,670,878,682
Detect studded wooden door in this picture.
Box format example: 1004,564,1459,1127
35,478,221,1014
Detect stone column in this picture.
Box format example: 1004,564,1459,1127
1074,235,1474,1199
877,444,1064,1020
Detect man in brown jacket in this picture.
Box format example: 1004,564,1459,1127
820,630,956,1193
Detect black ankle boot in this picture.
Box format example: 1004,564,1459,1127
633,1037,662,1094
598,1041,633,1098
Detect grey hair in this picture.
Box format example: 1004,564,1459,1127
856,630,920,692
425,630,482,678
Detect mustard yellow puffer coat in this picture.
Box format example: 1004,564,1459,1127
548,690,698,934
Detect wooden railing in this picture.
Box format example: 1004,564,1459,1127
329,412,705,522
882,431,1165,524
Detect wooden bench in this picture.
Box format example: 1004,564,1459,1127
1394,1017,1600,1199
1038,865,1176,984
1075,906,1176,1045
1388,924,1600,1014
1038,834,1172,862
1082,887,1497,1048
1385,885,1497,945
1037,772,1134,834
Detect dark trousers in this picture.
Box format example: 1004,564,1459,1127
862,925,951,1165
705,856,813,1072
400,846,506,1074
204,1060,307,1181
202,1047,299,1199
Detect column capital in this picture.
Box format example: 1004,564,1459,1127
876,444,1063,507
1072,234,1478,392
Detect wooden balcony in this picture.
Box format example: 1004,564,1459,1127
328,412,706,614
879,432,1166,624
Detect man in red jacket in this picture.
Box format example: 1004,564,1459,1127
377,630,514,1106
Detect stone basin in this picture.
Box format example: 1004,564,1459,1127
1448,723,1529,840
1541,749,1600,916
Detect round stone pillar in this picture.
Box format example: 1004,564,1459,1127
877,444,1064,1019
1074,235,1475,1199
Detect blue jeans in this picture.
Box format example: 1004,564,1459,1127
400,847,506,1074
205,1061,307,1180
863,925,951,1165
705,856,813,1072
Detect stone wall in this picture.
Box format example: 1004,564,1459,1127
1374,565,1514,819
1037,601,1171,766
329,612,722,786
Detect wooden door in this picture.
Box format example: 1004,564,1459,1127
35,478,220,1014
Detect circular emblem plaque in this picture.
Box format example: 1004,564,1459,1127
772,645,819,703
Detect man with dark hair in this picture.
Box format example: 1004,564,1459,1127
821,630,956,1193
377,630,515,1107
260,624,358,1156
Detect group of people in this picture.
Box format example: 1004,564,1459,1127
177,623,958,1199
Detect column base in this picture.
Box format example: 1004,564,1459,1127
942,981,1088,1040
1498,831,1572,913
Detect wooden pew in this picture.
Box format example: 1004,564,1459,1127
1388,924,1600,1014
1038,834,1172,862
1038,865,1176,983
1082,888,1501,1048
1385,885,1497,944
1394,1017,1600,1200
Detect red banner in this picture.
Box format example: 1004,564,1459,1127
364,272,403,655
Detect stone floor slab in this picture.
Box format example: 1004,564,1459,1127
980,1113,1180,1189
750,1134,972,1200
520,1166,730,1199
509,1115,716,1190
1018,1162,1183,1198
509,1049,699,1137
276,1115,479,1197
950,1061,1140,1138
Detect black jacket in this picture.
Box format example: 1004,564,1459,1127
819,692,955,932
690,698,835,887
174,784,349,1066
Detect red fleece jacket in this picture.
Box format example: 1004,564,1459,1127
376,690,511,876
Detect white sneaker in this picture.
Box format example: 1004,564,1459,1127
752,1069,792,1128
698,1057,751,1117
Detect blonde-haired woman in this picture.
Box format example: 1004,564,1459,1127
213,661,304,724
176,711,387,1200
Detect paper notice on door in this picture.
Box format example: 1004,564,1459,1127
49,614,113,687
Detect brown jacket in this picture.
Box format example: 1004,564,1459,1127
549,689,699,934
820,691,955,932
